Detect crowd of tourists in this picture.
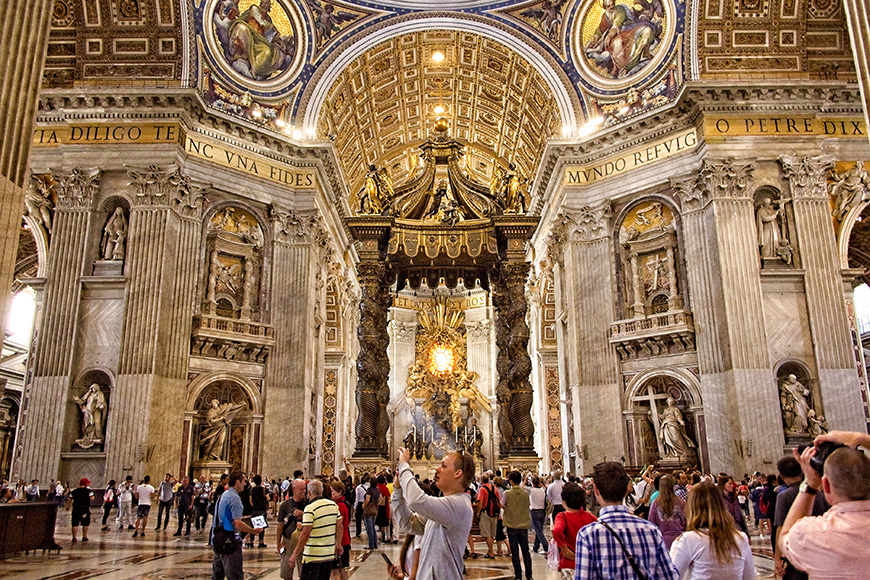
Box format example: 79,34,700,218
7,427,869,579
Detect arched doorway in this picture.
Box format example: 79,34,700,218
184,374,262,480
624,370,706,471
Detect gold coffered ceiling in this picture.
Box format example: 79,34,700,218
316,30,562,196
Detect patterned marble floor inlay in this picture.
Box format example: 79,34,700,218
0,518,776,580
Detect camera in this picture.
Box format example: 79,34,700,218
798,441,846,475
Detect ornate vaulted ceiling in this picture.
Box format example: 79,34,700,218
41,0,858,197
318,31,561,194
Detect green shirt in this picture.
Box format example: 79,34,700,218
301,498,340,563
502,486,531,529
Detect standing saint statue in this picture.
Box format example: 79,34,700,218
659,397,696,458
73,384,108,446
756,197,791,263
199,399,246,461
780,374,811,434
101,207,128,261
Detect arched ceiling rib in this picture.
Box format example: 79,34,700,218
317,30,562,197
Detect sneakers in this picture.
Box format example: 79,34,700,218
82,537,89,542
132,532,138,538
173,532,182,537
101,526,109,531
71,537,77,543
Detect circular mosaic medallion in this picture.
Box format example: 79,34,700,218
203,0,306,91
573,0,675,90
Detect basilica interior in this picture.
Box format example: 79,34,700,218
0,0,869,504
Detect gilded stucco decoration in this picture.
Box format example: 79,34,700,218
319,30,561,197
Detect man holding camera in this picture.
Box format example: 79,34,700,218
778,430,870,579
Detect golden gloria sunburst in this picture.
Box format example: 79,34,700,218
428,343,455,375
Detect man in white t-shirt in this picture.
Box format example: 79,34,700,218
118,475,134,530
132,475,156,538
546,471,565,520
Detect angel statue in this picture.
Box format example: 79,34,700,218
357,164,394,215
490,163,527,214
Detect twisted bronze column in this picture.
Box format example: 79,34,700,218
353,262,392,457
492,262,536,457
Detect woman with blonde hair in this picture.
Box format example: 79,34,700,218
670,482,755,579
648,474,686,549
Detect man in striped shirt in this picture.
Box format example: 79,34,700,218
575,462,678,580
288,479,343,580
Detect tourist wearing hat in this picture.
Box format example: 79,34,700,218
71,478,94,542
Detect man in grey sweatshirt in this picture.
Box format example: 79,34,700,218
392,447,475,580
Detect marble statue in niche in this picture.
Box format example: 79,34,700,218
659,397,696,458
779,374,812,435
101,208,128,261
199,399,246,461
73,384,107,449
756,196,793,265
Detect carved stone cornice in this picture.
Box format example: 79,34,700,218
126,164,204,215
780,155,836,200
55,167,100,209
674,157,755,212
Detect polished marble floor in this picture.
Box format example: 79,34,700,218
0,512,775,579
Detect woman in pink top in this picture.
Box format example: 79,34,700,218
551,482,596,578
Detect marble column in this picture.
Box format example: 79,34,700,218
108,166,203,478
17,169,99,482
353,262,391,458
550,204,622,472
781,155,867,431
0,0,54,326
674,158,780,474
263,207,319,474
843,0,870,145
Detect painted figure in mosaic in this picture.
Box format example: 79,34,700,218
216,0,296,81
520,0,565,39
307,0,355,46
200,399,246,461
659,397,695,458
780,374,811,434
585,0,661,78
73,384,107,443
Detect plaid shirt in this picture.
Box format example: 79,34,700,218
575,504,679,580
674,484,689,501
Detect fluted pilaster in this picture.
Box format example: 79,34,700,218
0,0,53,326
549,204,622,469
262,211,317,474
19,201,93,481
781,155,866,431
844,0,870,145
675,158,780,472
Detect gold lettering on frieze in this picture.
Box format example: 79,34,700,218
33,123,180,146
704,115,867,138
564,128,698,186
183,134,315,189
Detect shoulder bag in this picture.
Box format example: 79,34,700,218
212,494,240,555
362,488,378,518
597,519,649,580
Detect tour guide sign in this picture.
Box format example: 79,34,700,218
32,122,316,190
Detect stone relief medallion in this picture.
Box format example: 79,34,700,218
203,0,306,92
573,0,676,90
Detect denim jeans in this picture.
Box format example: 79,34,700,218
531,509,548,551
157,499,173,528
212,542,244,580
364,516,378,549
507,528,533,580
